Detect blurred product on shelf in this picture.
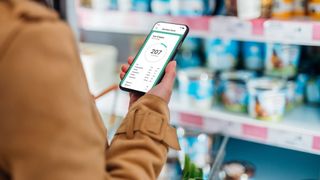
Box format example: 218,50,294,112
225,0,272,18
248,78,286,122
236,0,262,19
132,0,151,11
227,0,272,19
306,46,320,61
206,38,239,71
265,43,301,78
294,74,308,104
176,51,202,69
118,0,151,11
170,0,206,16
151,0,171,15
285,80,297,110
225,0,237,16
261,0,273,18
219,71,256,113
80,43,118,95
306,76,320,105
117,0,131,11
90,0,111,10
158,150,182,180
204,0,217,15
285,74,309,110
219,161,256,180
79,0,319,19
80,0,117,10
176,38,203,69
177,127,212,179
242,42,266,71
272,0,294,19
110,0,118,10
178,68,215,109
293,0,307,17
214,0,227,15
80,0,91,8
308,0,320,20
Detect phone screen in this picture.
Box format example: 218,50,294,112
120,22,188,93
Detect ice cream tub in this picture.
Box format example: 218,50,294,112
308,0,320,20
306,76,320,105
205,38,239,71
151,0,171,15
243,41,265,71
170,0,205,16
265,43,301,78
248,78,286,121
178,68,215,109
220,71,255,113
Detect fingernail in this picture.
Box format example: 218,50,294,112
172,61,177,68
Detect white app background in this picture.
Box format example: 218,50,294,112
122,31,181,92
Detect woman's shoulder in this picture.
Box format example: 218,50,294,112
0,1,74,58
13,0,59,21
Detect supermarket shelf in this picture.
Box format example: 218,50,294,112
78,8,320,46
169,95,320,156
96,91,320,156
78,8,211,37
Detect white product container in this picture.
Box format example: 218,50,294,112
237,0,262,19
248,78,286,122
80,43,118,96
178,68,215,109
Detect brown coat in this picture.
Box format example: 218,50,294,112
0,1,180,179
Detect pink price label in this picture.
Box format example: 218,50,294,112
179,113,204,127
251,18,265,36
242,124,268,141
170,17,210,31
312,136,320,151
312,24,320,40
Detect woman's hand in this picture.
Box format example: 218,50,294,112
120,56,177,108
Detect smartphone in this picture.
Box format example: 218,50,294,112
120,22,189,93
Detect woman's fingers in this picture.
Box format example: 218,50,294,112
148,61,177,104
128,56,134,65
159,61,176,90
120,72,125,79
120,56,134,80
121,64,129,73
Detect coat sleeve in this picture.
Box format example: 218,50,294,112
0,18,180,180
105,94,180,179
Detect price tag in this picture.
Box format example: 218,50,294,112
268,129,313,150
242,124,268,141
265,21,313,43
179,113,204,128
312,136,320,151
170,16,210,32
251,19,265,36
313,24,320,40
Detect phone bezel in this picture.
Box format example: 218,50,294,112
119,21,189,94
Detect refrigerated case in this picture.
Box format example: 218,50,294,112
74,1,320,179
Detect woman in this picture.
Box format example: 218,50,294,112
0,0,180,179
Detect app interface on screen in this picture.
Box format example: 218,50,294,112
121,23,186,92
